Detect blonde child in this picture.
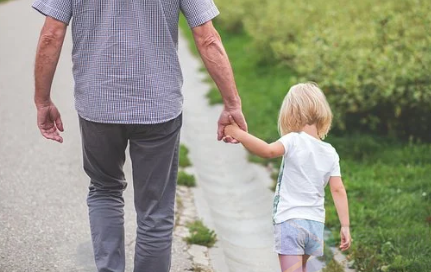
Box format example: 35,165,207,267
225,83,351,272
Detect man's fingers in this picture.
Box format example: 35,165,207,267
231,112,247,131
41,127,63,143
217,124,224,141
239,120,248,132
228,115,236,125
42,132,63,143
55,116,64,132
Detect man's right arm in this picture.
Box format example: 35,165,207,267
192,21,247,141
34,16,67,143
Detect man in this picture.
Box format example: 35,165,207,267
32,0,247,271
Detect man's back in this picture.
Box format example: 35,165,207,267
33,0,219,124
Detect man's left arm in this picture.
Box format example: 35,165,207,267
191,21,247,142
180,0,247,142
34,17,67,143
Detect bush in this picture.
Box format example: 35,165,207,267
214,0,263,33
185,220,217,247
243,0,431,141
177,171,196,187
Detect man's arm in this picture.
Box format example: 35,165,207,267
192,21,247,141
34,16,67,143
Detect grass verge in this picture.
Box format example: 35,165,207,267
177,171,196,187
185,220,217,247
179,144,192,168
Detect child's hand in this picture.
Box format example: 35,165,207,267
339,226,351,251
224,116,241,141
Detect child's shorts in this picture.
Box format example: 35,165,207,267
274,219,324,256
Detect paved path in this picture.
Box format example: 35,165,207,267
0,0,192,271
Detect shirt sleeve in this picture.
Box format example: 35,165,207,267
330,152,342,177
180,0,220,28
32,0,72,24
277,133,297,156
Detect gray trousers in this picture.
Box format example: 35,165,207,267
79,114,182,272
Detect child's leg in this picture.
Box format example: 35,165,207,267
302,255,310,272
278,254,303,272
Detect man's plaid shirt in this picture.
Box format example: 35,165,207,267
33,0,219,124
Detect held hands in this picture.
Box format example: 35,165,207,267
218,107,247,143
36,101,64,143
339,226,352,251
224,115,241,140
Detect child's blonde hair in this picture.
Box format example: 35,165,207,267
278,82,332,139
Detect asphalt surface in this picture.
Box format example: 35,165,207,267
0,0,192,271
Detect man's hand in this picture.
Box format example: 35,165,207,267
339,226,351,251
218,107,247,143
36,102,64,143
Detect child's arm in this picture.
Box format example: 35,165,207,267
224,118,285,159
329,176,351,251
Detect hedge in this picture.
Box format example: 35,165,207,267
217,0,431,141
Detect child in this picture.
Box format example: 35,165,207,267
224,82,351,272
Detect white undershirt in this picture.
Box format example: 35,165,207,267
273,132,341,224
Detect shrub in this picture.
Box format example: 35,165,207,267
214,0,264,33
185,220,217,247
179,144,192,168
243,0,431,141
322,259,345,272
177,171,196,187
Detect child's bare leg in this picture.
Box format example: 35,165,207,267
302,255,310,272
279,255,303,272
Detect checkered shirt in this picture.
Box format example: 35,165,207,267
32,0,219,124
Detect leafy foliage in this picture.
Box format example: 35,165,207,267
214,0,263,33
244,0,431,140
322,259,345,272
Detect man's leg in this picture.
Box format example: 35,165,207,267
128,115,182,272
79,117,128,272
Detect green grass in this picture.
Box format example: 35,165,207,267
322,259,346,272
180,19,431,271
185,220,217,247
177,171,196,187
179,144,192,168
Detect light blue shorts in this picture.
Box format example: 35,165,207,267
274,219,324,256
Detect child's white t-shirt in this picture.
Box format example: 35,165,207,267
273,132,341,224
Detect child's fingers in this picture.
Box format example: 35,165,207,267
339,235,351,251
